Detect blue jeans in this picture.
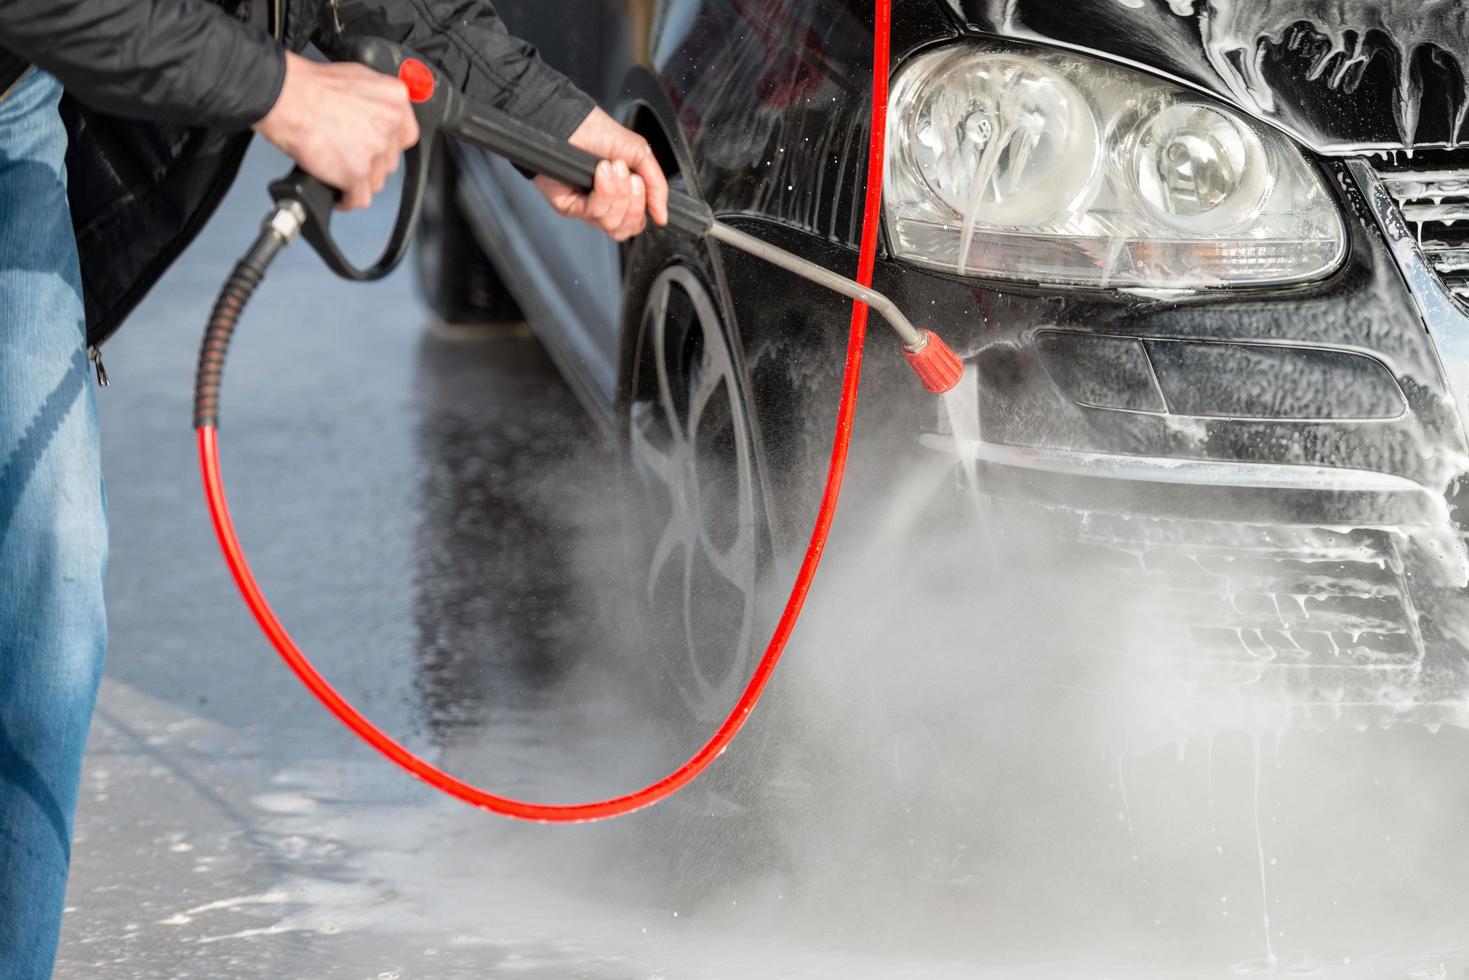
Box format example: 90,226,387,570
0,70,108,979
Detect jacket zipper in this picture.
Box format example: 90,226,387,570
272,0,282,40
87,345,109,388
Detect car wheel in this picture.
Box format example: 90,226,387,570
622,246,774,724
414,137,522,327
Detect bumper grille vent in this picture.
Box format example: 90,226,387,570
985,496,1442,726
1375,150,1469,308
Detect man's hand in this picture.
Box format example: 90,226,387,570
252,52,420,211
533,107,670,242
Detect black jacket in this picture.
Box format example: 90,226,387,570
0,0,593,347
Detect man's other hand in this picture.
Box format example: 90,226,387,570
533,107,670,242
252,52,420,211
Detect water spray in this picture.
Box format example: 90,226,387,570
196,4,960,822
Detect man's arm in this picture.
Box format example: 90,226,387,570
0,0,419,210
0,0,286,129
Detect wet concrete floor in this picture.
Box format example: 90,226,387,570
56,143,710,978
54,142,1469,979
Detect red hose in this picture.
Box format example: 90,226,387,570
196,1,891,822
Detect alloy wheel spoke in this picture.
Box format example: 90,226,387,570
687,364,723,443
647,507,692,603
629,404,681,495
700,520,757,593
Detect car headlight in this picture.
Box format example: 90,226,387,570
884,43,1347,288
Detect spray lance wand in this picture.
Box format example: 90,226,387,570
195,24,960,823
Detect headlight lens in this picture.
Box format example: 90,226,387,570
884,44,1346,288
910,55,1100,226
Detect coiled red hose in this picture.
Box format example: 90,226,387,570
196,0,891,822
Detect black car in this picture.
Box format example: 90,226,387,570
415,0,1469,729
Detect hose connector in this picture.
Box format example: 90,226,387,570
264,199,308,245
903,329,963,394
193,202,306,430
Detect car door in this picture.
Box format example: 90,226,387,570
479,0,629,407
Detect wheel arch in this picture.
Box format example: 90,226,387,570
612,67,821,557
612,67,709,411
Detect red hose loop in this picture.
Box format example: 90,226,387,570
196,2,891,822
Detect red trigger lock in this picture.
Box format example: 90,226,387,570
398,59,435,103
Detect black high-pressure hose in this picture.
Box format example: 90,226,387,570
193,203,305,430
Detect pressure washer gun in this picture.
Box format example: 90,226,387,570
193,36,960,432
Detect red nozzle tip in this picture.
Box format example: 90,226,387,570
904,330,963,394
399,59,436,103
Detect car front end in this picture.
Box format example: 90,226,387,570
897,2,1469,728
687,0,1469,730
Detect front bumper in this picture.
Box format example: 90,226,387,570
922,415,1469,728
921,432,1452,529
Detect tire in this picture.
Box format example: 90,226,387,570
414,137,522,327
619,199,778,725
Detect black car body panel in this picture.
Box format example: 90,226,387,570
446,0,1469,720
952,0,1469,153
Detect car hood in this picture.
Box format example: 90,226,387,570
945,0,1469,155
